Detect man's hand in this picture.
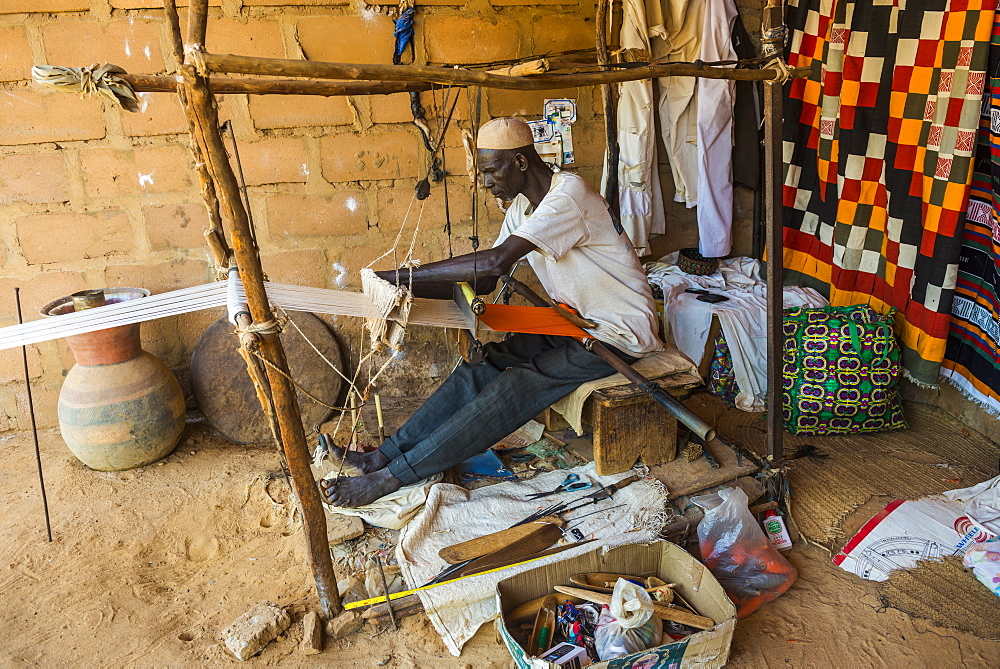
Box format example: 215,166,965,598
371,235,536,298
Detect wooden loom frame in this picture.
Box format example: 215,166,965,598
42,0,794,618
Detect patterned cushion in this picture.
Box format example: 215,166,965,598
782,305,907,434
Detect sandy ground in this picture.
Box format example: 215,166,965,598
2,423,997,667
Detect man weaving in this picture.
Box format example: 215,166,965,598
321,117,663,508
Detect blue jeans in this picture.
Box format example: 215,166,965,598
378,333,636,485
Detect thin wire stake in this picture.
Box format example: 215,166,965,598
15,287,52,542
222,120,258,249
376,555,398,631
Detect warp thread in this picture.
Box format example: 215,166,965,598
361,268,413,352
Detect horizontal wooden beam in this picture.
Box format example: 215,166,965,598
118,73,431,96
200,51,806,90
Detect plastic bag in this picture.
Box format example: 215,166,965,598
693,487,797,618
594,578,663,660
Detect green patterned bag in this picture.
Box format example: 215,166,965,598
782,305,906,435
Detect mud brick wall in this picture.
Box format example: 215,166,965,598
0,0,763,431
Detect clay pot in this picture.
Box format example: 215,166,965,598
42,288,186,471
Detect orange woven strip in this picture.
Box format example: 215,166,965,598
478,304,593,339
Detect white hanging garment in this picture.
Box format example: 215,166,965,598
603,0,667,255
694,0,738,257
651,0,704,208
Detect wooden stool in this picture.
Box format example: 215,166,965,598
541,374,696,476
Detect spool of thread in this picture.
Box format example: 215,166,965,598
71,289,106,311
536,625,550,653
458,282,486,315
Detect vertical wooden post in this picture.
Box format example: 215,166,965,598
163,0,229,274
596,0,621,224
180,0,341,618
763,0,784,461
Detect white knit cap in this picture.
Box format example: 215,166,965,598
476,117,535,150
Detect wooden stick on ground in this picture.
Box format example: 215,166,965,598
178,0,341,619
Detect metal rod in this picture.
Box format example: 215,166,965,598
763,0,785,462
566,503,627,529
222,120,258,250
375,556,398,631
15,288,52,542
500,275,716,442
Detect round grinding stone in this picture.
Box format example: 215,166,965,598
190,312,344,444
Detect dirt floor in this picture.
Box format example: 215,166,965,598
2,416,998,667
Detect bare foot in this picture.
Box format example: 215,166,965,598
319,468,402,508
327,443,389,475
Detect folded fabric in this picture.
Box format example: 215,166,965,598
944,475,1000,535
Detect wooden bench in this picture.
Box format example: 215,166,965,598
540,371,701,476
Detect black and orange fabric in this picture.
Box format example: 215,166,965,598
782,0,995,385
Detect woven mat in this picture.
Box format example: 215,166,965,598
713,402,999,545
879,556,1000,639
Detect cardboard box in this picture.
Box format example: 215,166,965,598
496,542,737,668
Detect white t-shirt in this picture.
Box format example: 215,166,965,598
493,171,663,356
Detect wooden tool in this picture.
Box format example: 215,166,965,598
439,516,564,564
569,573,674,602
505,593,583,626
455,538,595,578
527,594,559,657
362,594,424,625
553,585,715,630
645,576,675,604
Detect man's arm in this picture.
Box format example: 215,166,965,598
375,235,536,299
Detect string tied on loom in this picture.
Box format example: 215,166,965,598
761,24,792,84
184,43,210,77
31,63,140,112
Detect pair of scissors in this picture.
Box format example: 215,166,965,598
525,473,593,500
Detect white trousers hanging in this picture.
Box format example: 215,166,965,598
695,0,738,258
603,0,667,255
652,0,737,258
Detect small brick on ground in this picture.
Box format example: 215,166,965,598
325,610,362,640
300,611,323,655
325,512,364,545
221,601,290,661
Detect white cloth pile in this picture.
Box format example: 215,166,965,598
395,463,669,655
646,253,828,411
944,475,1000,535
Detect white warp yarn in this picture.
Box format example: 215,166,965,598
0,277,469,352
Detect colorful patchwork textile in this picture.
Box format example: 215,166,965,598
783,0,994,386
941,11,1000,413
782,305,907,435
